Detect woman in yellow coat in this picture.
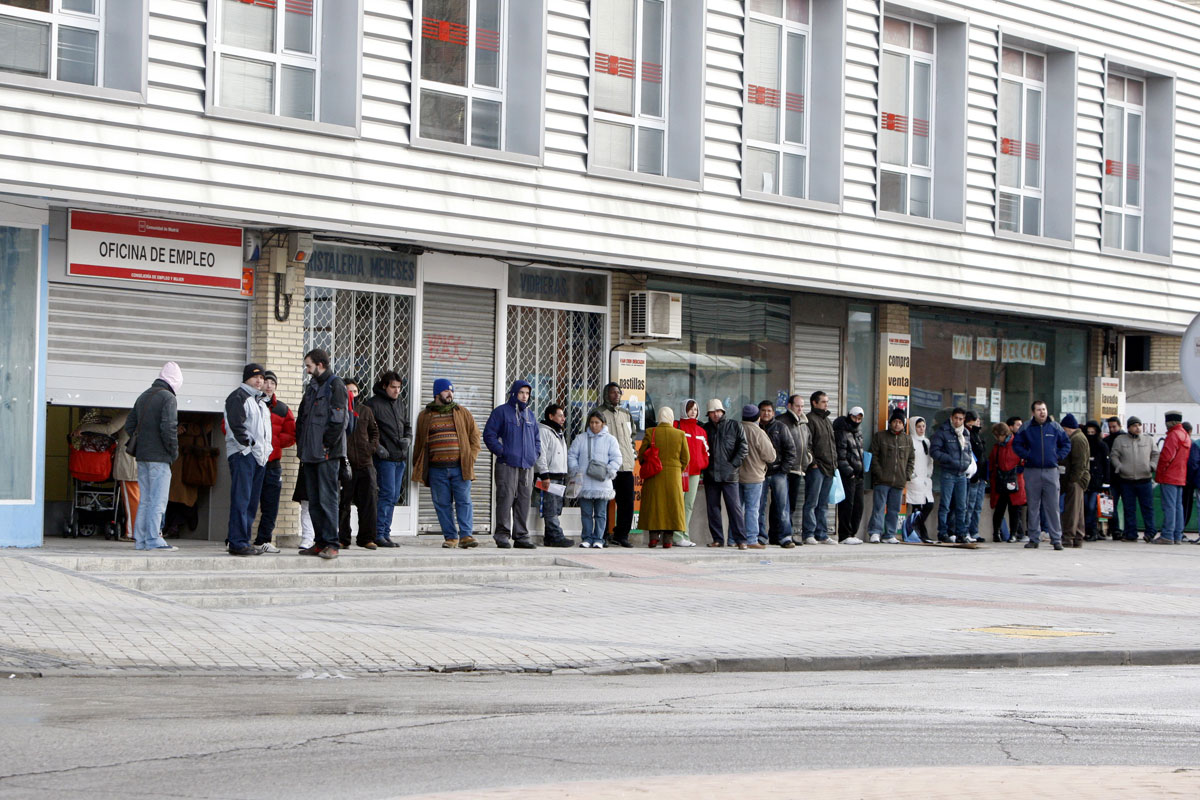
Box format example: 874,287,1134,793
638,406,690,548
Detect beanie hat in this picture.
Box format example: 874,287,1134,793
263,370,278,384
243,363,265,382
158,361,183,394
742,403,760,421
1166,410,1183,423
658,406,675,425
706,398,725,414
433,378,454,397
1061,413,1079,429
889,408,907,423
1127,415,1142,426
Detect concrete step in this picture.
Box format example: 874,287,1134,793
30,552,577,573
97,565,608,593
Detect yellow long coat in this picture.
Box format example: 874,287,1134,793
637,423,690,532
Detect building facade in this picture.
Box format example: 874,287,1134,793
1,0,1197,544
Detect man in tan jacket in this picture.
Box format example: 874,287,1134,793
412,378,482,548
739,404,777,551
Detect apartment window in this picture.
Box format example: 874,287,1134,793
214,0,319,121
997,47,1045,236
418,0,505,149
743,0,809,199
0,0,103,86
879,15,934,218
1103,73,1145,252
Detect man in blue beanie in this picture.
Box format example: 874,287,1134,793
412,378,482,548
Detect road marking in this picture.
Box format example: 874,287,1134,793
965,625,1111,639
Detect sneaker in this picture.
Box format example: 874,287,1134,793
152,544,179,551
881,536,899,544
819,537,838,545
459,536,479,549
442,539,459,548
841,537,863,545
677,539,697,547
1151,537,1174,545
593,541,605,548
228,546,259,556
580,541,592,548
256,543,281,554
804,536,818,545
780,540,796,549
318,546,339,559
616,539,634,548
868,533,881,543
299,545,322,556
544,538,575,548
358,542,378,550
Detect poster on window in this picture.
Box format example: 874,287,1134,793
878,333,911,431
1060,389,1087,417
1001,339,1047,366
976,337,998,361
990,388,1002,423
952,335,973,360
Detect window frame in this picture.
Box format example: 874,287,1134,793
589,0,672,178
0,0,104,87
1102,71,1145,254
741,0,812,202
211,0,323,123
996,44,1047,238
877,13,936,219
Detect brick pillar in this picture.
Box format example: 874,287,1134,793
878,303,909,334
249,245,307,547
1149,334,1181,372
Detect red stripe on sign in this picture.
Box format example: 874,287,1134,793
422,17,470,45
912,118,929,137
239,0,277,8
1105,159,1122,176
285,0,313,14
476,27,500,52
1000,137,1020,156
641,61,663,84
747,84,780,107
881,112,907,133
1024,142,1040,160
1127,163,1140,180
69,263,243,289
70,211,242,247
595,53,635,78
785,92,804,113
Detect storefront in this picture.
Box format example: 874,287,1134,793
0,212,48,548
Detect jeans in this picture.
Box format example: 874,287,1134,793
227,452,266,552
966,480,986,537
802,467,834,541
705,480,745,545
428,464,473,539
787,472,804,534
1161,483,1184,542
133,461,172,550
374,459,406,541
1121,480,1156,540
868,484,903,538
1024,467,1062,545
740,482,764,545
1084,490,1099,537
303,459,342,548
339,463,378,547
579,497,608,545
254,460,283,545
758,472,792,544
937,471,968,540
541,489,566,542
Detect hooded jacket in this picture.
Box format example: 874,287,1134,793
297,369,349,464
568,423,622,499
1109,430,1157,481
807,407,837,476
906,418,934,504
777,408,812,474
869,426,915,489
988,434,1027,508
124,378,179,464
702,414,748,484
1084,423,1110,493
224,383,272,467
930,419,973,476
1013,418,1072,469
535,420,568,478
1154,423,1191,486
833,414,865,478
364,381,411,463
266,395,296,463
483,380,541,469
1062,427,1091,490
675,414,710,477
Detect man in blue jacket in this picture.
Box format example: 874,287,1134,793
1013,400,1072,550
929,408,974,543
484,380,541,549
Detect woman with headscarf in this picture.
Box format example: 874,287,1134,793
989,421,1026,542
905,416,935,542
1083,420,1110,541
673,399,709,547
638,406,690,548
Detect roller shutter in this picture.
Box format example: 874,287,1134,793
792,323,841,414
418,284,497,533
46,283,247,410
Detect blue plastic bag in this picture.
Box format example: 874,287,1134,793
828,471,846,504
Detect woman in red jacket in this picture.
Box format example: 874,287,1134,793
673,399,710,547
989,421,1026,542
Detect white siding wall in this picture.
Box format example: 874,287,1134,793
2,0,1200,331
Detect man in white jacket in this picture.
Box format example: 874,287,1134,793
535,404,573,547
224,363,272,556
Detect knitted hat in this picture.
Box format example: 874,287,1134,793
1061,413,1079,429
433,378,454,397
889,408,907,423
263,370,278,384
742,403,760,421
158,361,183,393
243,363,265,382
706,398,725,414
1127,416,1142,426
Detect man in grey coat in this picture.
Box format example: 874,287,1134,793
123,362,183,551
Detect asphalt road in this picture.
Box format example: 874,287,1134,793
2,667,1199,799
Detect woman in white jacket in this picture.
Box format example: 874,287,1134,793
906,416,935,542
568,411,623,548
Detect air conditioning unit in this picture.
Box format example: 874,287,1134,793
628,290,682,339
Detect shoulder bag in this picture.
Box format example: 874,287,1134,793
640,430,663,479
586,434,610,481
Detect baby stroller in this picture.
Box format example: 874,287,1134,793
64,428,125,540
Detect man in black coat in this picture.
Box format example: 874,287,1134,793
364,371,411,547
758,400,797,547
833,406,866,543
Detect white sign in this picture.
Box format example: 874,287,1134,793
68,210,248,294
1060,389,1087,416
975,387,988,406
990,388,1002,423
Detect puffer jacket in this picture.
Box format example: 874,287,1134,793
364,381,410,463
869,428,914,489
266,395,296,462
739,420,778,484
535,421,568,478
762,418,797,476
807,408,836,476
777,408,812,474
1084,428,1110,493
988,435,1027,508
1063,428,1091,490
833,415,865,478
483,380,541,469
567,424,622,499
1154,423,1191,486
702,416,748,483
675,417,710,477
124,379,179,464
930,420,973,476
296,369,349,463
224,383,272,467
1109,432,1156,481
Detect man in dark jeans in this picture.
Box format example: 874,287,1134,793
758,399,797,546
251,371,295,553
296,348,349,559
702,399,749,547
365,370,410,548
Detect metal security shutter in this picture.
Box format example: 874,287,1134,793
418,284,497,533
46,283,247,410
792,323,841,414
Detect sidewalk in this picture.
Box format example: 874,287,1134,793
2,537,1199,676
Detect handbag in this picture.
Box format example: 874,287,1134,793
640,429,663,479
586,434,609,481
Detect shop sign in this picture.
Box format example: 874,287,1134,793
68,210,245,293
1000,339,1047,365
952,335,973,360
1094,377,1121,419
976,337,997,361
508,265,606,307
307,243,417,288
878,333,911,429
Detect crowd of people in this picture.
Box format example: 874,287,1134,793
122,357,1199,556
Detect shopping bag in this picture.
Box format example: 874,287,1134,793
828,471,846,504
1098,493,1115,519
564,473,583,500
863,452,873,473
